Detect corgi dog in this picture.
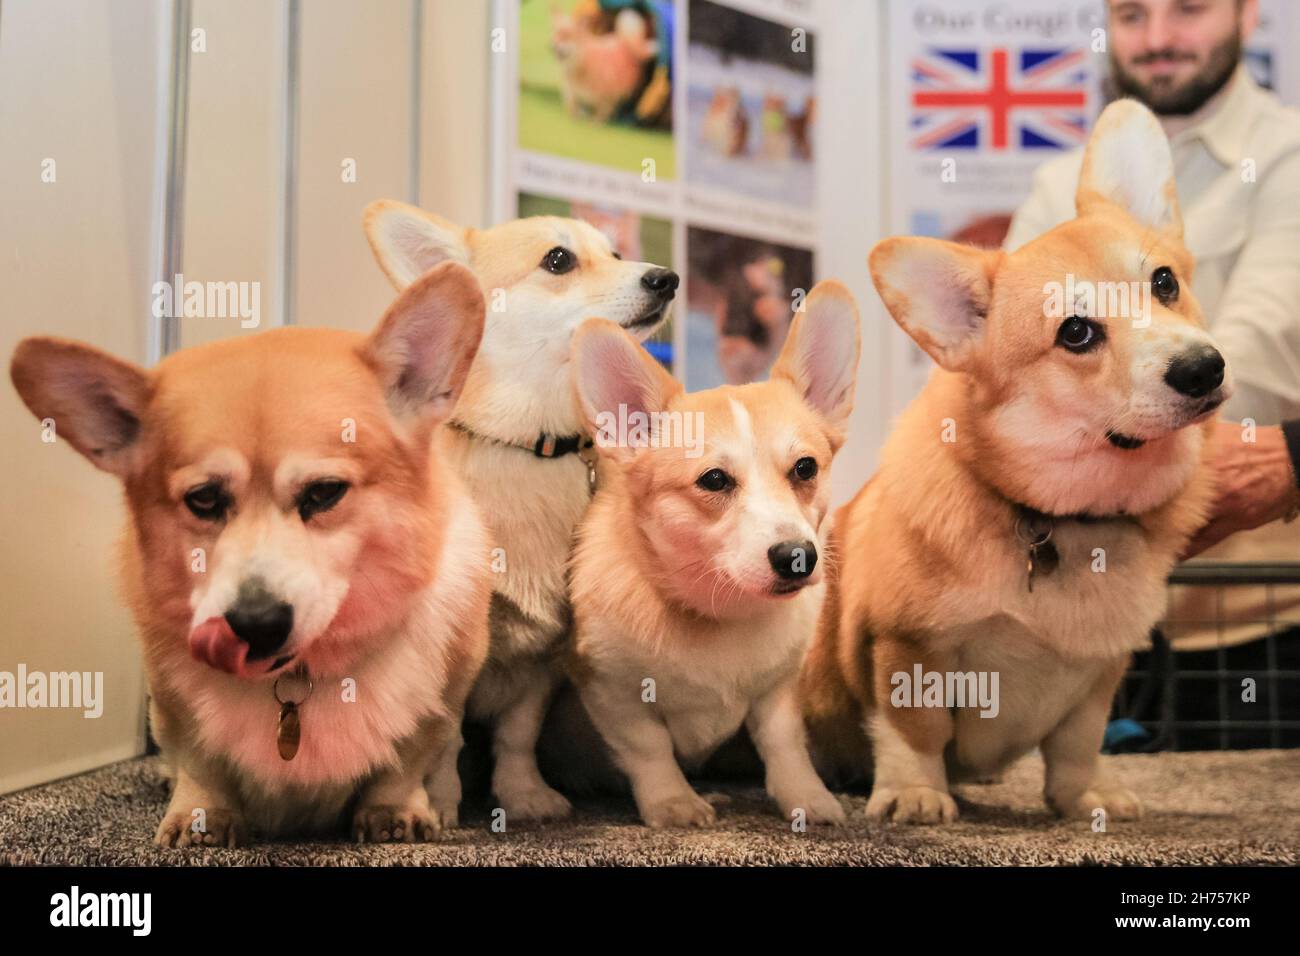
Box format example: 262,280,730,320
567,281,859,827
364,201,676,820
801,100,1231,825
9,263,492,845
702,86,748,157
550,2,657,123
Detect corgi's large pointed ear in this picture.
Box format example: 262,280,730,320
364,261,485,422
10,337,150,476
364,200,472,290
771,279,860,435
1076,98,1182,236
869,237,996,372
572,318,683,462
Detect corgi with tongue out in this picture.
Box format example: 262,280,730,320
9,262,493,846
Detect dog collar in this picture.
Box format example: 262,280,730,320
447,421,597,492
1010,502,1131,593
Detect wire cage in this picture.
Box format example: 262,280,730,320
1110,563,1300,752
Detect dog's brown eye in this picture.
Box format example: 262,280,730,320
1152,266,1178,304
611,250,622,261
1056,316,1104,353
184,483,228,521
541,246,576,275
299,480,348,521
696,468,733,493
793,457,818,481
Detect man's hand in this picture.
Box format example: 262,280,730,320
1184,421,1299,558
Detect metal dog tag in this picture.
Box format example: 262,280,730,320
277,701,301,761
1015,509,1058,593
578,446,598,495
1026,540,1060,593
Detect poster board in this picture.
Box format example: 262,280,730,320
490,0,825,391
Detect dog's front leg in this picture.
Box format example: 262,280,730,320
747,676,845,825
1042,658,1142,822
579,679,715,828
354,723,447,843
865,708,957,824
155,764,245,848
863,639,957,824
425,726,465,830
490,664,572,821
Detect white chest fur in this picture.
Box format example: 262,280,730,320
153,501,487,800
455,436,591,636
586,586,822,765
921,518,1164,776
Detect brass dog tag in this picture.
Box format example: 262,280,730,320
1016,509,1058,593
1026,540,1060,593
277,701,301,761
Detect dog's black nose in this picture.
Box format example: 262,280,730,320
641,268,679,299
768,540,818,580
1165,346,1225,398
225,579,294,660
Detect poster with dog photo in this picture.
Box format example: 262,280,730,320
686,0,815,207
684,225,813,391
518,0,675,178
518,191,675,372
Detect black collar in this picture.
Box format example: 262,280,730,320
1011,502,1121,526
447,420,593,459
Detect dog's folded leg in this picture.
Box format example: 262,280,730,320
1042,658,1143,822
580,680,716,828
747,676,846,826
155,765,245,848
355,723,449,843
490,669,572,822
864,709,957,825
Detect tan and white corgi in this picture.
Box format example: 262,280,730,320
9,263,492,846
801,100,1231,824
364,201,676,820
567,281,860,827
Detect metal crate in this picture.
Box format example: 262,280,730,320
1110,563,1300,752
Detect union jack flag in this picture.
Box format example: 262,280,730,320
910,48,1089,151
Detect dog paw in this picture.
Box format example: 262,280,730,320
155,808,245,848
781,789,847,827
496,783,573,822
1051,786,1144,822
352,804,441,843
427,798,459,831
641,791,718,828
865,785,958,825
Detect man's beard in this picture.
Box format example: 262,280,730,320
1110,28,1242,116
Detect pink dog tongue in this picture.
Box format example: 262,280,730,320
189,616,249,674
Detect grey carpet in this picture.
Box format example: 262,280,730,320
1,750,1296,866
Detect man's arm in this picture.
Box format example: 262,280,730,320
1003,152,1081,251
1212,149,1300,425
1183,420,1300,558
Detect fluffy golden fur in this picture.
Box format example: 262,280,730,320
568,282,860,827
10,263,492,845
802,100,1230,824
